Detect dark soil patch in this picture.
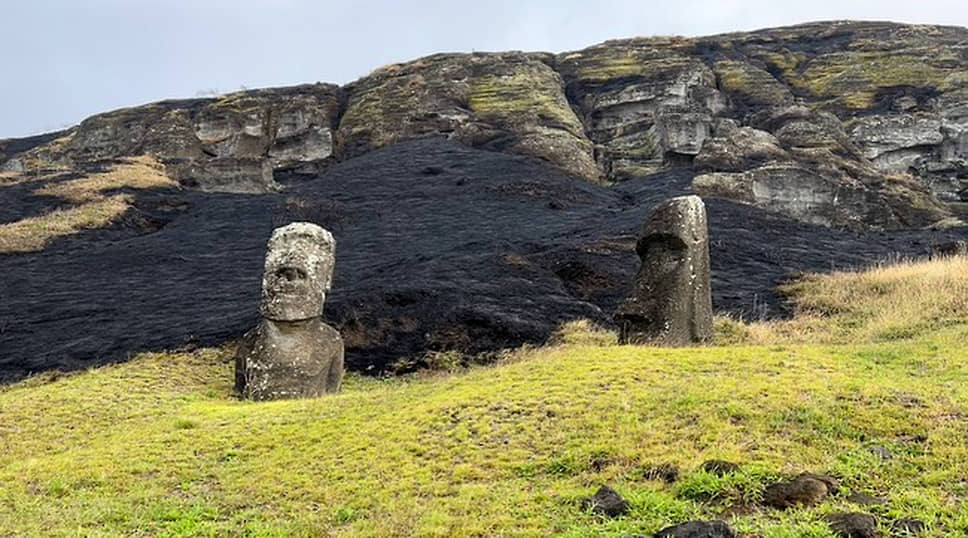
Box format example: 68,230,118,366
1,139,966,383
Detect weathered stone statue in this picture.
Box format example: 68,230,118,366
615,195,713,345
235,222,344,400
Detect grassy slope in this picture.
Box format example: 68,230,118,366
2,258,968,537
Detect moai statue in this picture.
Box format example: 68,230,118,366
615,195,713,345
235,222,344,400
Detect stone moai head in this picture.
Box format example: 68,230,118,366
615,194,713,345
635,195,706,271
260,222,335,321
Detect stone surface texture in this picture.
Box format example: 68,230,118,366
654,520,737,537
582,485,630,518
826,512,881,538
763,473,838,509
235,222,343,400
615,195,713,345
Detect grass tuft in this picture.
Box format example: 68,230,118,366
0,194,133,253
722,255,968,345
34,155,175,202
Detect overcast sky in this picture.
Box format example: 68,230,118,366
2,0,966,138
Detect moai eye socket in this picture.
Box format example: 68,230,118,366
276,267,308,281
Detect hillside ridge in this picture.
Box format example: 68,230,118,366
3,20,968,229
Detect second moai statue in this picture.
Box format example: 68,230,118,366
235,222,344,400
614,195,714,345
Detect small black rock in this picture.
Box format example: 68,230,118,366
826,512,880,538
867,445,893,460
643,462,680,483
890,518,925,536
582,485,629,518
700,460,740,476
420,165,446,176
654,520,736,537
763,473,836,509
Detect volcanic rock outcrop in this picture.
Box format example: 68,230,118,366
235,222,344,400
3,21,966,229
615,195,713,345
6,85,341,193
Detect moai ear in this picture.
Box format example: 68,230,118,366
315,232,336,293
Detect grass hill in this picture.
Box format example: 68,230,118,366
2,255,967,537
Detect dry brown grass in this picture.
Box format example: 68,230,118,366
34,155,175,202
0,195,132,253
0,156,177,254
716,255,968,344
0,172,22,186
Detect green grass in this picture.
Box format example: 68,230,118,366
2,258,968,536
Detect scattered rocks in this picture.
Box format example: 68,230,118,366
867,445,893,460
763,473,837,509
890,518,926,536
643,462,680,483
235,222,345,400
654,520,736,538
582,485,630,518
615,195,713,345
700,460,740,476
826,512,880,538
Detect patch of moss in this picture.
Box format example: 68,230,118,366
566,51,701,85
468,72,583,135
338,74,424,150
795,52,962,109
714,60,793,106
760,50,807,77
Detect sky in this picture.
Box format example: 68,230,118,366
2,0,967,138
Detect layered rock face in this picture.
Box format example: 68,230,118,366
338,52,602,182
557,39,728,180
8,85,341,192
3,21,967,228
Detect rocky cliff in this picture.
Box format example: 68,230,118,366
2,21,967,228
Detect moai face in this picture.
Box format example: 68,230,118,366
260,222,335,321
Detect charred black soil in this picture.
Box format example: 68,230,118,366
1,139,965,382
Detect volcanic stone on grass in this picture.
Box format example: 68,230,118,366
700,459,740,476
582,485,630,518
763,473,837,509
654,520,736,537
826,512,880,538
643,462,680,483
890,518,925,536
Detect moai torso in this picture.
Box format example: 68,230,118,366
615,195,713,345
235,222,344,400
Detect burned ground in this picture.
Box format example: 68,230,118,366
1,138,965,382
